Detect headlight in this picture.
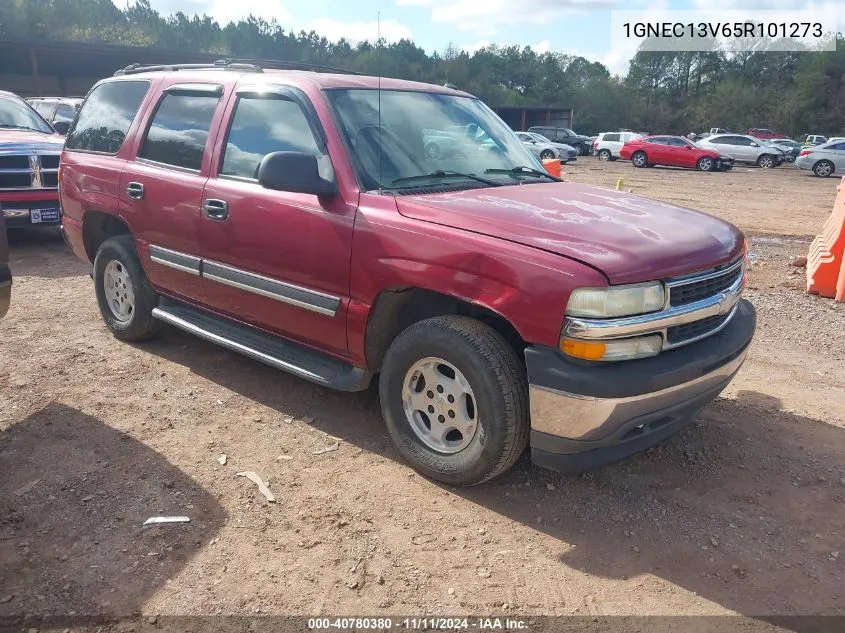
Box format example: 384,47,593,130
560,335,662,361
566,282,665,318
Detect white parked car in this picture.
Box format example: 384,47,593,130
696,134,786,168
592,131,643,161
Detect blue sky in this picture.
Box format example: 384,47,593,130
126,0,842,76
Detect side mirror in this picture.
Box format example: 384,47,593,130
257,151,337,197
53,121,70,135
684,145,692,150
750,142,759,147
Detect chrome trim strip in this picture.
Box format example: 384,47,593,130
564,268,744,350
3,209,31,218
148,245,201,276
151,307,324,382
529,346,748,440
202,260,339,317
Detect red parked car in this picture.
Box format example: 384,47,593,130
60,61,755,485
745,128,787,140
620,135,733,171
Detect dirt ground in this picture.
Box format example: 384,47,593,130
2,159,844,630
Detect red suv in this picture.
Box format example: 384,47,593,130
60,61,755,485
745,128,787,140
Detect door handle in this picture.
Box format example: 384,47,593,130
126,182,144,200
203,199,229,220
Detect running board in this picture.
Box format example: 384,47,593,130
152,299,371,392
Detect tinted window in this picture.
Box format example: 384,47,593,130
646,136,670,145
603,133,620,142
53,104,76,125
66,81,150,153
827,142,845,151
221,96,325,179
666,137,689,147
733,136,754,146
139,92,220,170
517,133,531,141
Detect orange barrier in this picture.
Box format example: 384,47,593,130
543,158,561,179
807,176,845,301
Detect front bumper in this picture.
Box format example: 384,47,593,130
525,299,756,473
2,204,62,229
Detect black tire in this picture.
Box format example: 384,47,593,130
540,149,555,160
813,160,834,178
93,234,159,342
379,316,529,486
632,151,648,168
598,149,612,161
696,156,714,172
579,144,589,156
757,154,776,169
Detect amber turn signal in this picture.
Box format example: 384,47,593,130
560,338,607,360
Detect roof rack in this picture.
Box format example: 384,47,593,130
113,57,362,77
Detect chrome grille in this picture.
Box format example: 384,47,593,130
0,153,60,191
667,312,731,345
668,258,743,307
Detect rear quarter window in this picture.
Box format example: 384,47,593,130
65,81,150,154
603,133,620,142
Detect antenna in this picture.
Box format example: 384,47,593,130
377,11,383,193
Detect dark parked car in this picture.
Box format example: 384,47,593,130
60,61,755,485
770,138,801,161
0,210,9,319
527,126,592,155
27,97,82,135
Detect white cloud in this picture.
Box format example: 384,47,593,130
533,40,550,54
461,40,494,53
301,18,412,43
142,0,291,24
396,0,616,37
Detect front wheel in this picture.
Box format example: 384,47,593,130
379,316,529,486
697,156,714,172
540,149,555,160
632,151,648,168
813,160,834,177
757,154,776,169
93,234,159,341
598,149,612,161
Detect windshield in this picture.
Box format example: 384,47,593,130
0,95,53,133
326,89,543,191
530,133,552,143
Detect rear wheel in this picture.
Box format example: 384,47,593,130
632,151,648,168
813,160,834,177
757,154,775,169
93,235,159,341
697,156,714,172
598,149,612,161
379,316,529,486
540,149,555,160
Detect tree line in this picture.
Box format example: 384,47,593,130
1,0,843,137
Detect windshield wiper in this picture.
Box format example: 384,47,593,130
484,166,562,182
390,170,502,188
0,124,47,133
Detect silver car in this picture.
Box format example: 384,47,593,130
697,134,786,168
516,132,577,163
795,140,845,177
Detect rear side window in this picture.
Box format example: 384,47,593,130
65,81,150,154
221,96,325,180
54,104,76,125
828,142,845,151
34,102,53,117
603,133,620,142
139,92,220,170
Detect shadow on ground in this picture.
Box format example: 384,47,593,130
144,328,845,625
6,229,88,279
0,403,226,621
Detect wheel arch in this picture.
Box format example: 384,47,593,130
82,210,133,263
363,287,527,373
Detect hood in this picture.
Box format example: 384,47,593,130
0,129,64,152
396,182,744,284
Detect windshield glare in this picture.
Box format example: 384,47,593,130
326,89,542,190
0,95,53,133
